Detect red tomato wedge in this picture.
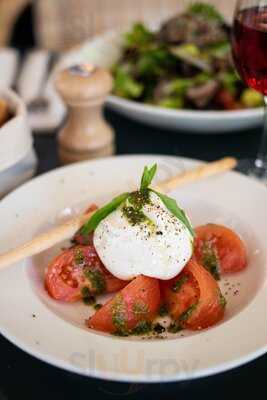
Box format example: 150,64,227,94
45,245,127,302
87,276,161,334
194,224,247,276
161,260,225,330
161,268,200,321
184,260,225,330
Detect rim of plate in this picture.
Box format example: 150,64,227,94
108,94,263,120
0,154,267,383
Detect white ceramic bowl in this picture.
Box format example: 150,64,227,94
0,148,37,199
0,89,33,173
0,155,267,381
55,30,264,134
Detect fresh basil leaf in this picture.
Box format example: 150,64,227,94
152,190,195,238
140,164,157,191
80,192,129,235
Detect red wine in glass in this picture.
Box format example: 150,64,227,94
232,1,267,179
233,7,267,94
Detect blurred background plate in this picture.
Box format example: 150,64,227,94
54,30,263,134
0,148,37,199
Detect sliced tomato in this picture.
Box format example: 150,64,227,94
72,204,98,245
161,269,200,321
87,275,161,334
161,260,225,330
194,223,247,275
45,245,127,302
185,260,225,330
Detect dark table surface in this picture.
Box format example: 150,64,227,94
1,5,266,400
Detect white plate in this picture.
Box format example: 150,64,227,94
54,31,264,133
0,155,267,382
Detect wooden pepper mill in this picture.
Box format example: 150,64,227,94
55,64,115,164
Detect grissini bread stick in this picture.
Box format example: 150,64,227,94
0,210,94,270
153,157,237,193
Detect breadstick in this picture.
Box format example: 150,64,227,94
0,157,237,270
153,157,237,193
0,210,94,270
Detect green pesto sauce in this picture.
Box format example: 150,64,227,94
111,295,155,337
122,189,153,227
81,286,95,305
179,303,197,323
132,302,149,315
131,320,152,335
168,322,183,334
74,248,85,265
153,323,165,334
128,189,150,208
81,286,90,298
113,320,169,337
122,206,148,225
84,269,106,295
158,304,168,317
168,303,198,333
112,294,128,336
172,275,189,293
219,292,227,308
201,242,220,280
126,321,166,336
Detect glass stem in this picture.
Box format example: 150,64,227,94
254,96,267,174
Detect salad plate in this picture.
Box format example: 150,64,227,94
0,154,267,382
53,3,264,134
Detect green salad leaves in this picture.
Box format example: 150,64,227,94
111,3,263,112
125,23,153,48
80,164,194,238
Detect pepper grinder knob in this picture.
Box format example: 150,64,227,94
55,64,115,164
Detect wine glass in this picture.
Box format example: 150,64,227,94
232,0,267,180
